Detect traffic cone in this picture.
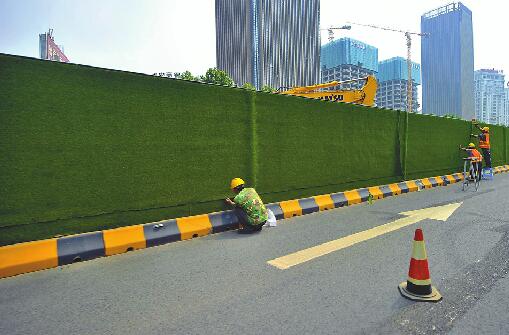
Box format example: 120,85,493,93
398,228,442,302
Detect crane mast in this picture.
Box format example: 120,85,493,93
406,32,412,113
347,22,429,112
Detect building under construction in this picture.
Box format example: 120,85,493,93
39,29,69,63
376,57,420,112
320,37,378,90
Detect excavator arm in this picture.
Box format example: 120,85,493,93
279,75,377,107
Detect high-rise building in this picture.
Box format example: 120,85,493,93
505,84,509,126
474,69,506,125
376,57,421,112
421,2,474,119
320,37,377,90
215,0,320,90
39,29,69,63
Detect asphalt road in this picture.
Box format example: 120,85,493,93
1,174,508,335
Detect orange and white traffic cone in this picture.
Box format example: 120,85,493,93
398,228,442,302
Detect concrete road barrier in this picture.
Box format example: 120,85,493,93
0,166,507,279
143,219,180,248
57,232,105,265
0,239,58,278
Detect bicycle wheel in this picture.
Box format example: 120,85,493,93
474,167,480,191
462,160,469,191
462,178,469,191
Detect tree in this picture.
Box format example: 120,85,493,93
175,70,197,81
241,82,256,91
261,85,276,93
443,114,461,119
201,68,234,87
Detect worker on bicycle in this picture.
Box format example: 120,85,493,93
460,143,483,181
470,122,491,168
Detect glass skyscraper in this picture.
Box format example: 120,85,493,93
215,0,320,90
421,2,474,119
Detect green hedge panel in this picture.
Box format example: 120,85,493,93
0,54,251,230
486,125,506,167
0,53,508,245
405,114,471,179
255,94,400,196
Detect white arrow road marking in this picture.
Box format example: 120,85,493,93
267,202,463,270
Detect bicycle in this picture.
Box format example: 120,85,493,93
462,157,481,191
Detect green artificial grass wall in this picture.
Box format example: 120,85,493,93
0,54,252,244
255,93,401,202
1,53,508,245
404,113,472,179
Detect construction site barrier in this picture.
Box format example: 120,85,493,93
2,54,509,246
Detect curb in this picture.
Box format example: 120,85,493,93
1,165,508,279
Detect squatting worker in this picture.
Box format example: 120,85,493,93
460,143,483,181
225,178,268,234
471,123,491,168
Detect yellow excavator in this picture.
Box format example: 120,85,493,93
278,75,377,107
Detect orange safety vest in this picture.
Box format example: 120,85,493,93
479,133,490,149
468,148,483,162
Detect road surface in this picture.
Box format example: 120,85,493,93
1,174,508,335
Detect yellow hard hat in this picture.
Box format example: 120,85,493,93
230,177,245,190
468,143,475,148
482,127,489,132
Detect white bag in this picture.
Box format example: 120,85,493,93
265,209,277,227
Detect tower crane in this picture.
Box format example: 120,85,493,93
320,25,351,42
347,21,429,113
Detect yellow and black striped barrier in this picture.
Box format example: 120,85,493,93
0,165,507,279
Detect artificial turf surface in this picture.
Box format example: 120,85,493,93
1,53,508,245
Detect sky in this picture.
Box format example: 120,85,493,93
1,0,508,84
